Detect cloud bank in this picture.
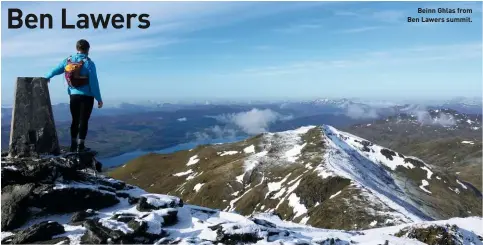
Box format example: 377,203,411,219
344,104,380,119
400,104,456,127
415,110,456,127
191,125,239,142
211,108,292,135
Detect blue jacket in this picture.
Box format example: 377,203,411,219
45,53,103,103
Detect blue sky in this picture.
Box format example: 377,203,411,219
1,1,482,104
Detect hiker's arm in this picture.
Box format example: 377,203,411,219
88,62,103,103
45,58,67,79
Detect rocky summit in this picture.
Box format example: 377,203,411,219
1,147,482,244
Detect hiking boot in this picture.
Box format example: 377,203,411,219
77,142,86,152
77,143,91,153
70,141,78,152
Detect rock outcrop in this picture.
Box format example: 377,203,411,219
1,151,481,245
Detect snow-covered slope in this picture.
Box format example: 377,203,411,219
111,125,482,230
2,154,482,245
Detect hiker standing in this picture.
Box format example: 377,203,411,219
45,39,103,152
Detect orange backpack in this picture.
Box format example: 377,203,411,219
64,56,89,88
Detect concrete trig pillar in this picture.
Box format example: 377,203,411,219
9,77,60,157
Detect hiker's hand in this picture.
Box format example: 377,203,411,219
98,101,103,109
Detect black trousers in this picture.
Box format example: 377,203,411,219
70,95,94,140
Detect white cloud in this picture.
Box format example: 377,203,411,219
273,23,323,34
370,10,406,23
333,9,406,23
191,125,239,141
402,105,456,127
345,104,379,119
338,26,381,34
415,110,456,127
2,2,325,60
211,108,292,135
226,42,481,77
177,117,187,122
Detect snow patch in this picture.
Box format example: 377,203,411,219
220,151,239,156
456,179,468,190
287,193,308,219
236,173,245,183
461,141,475,145
142,212,163,234
243,145,255,154
173,169,193,177
143,194,180,208
2,166,18,171
419,180,431,194
285,143,307,162
267,173,292,196
421,166,433,179
193,183,205,192
99,218,132,234
449,187,461,194
187,155,200,166
329,190,342,199
300,216,310,225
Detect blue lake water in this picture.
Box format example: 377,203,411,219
100,136,247,169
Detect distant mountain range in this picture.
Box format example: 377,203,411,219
2,97,481,124
2,98,481,158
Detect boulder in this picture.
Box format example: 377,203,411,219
31,184,120,213
8,221,65,244
137,197,160,212
1,184,35,230
136,196,183,212
211,223,262,245
251,218,277,228
71,209,97,223
395,224,463,245
1,157,83,188
161,208,178,226
95,177,126,191
111,213,138,223
36,237,70,244
128,196,140,205
127,220,148,235
81,218,165,244
80,219,125,244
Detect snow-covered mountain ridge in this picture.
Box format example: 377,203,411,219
1,151,482,245
111,125,482,231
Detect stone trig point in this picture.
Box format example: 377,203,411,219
8,77,60,157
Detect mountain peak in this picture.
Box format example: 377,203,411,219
110,124,481,232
